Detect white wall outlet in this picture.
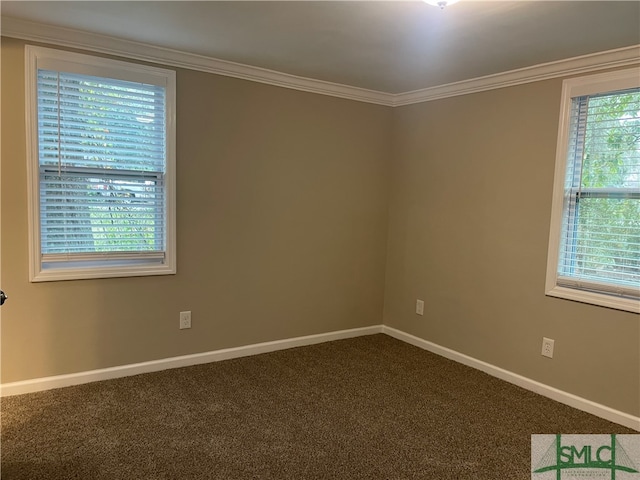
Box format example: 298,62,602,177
541,337,554,358
179,311,192,330
416,299,424,316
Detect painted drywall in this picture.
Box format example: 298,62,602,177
0,37,392,382
384,78,640,416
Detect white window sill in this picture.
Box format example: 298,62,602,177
31,263,176,282
546,285,639,314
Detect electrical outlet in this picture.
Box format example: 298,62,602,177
541,337,554,358
416,299,424,316
179,311,191,330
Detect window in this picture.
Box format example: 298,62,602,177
26,46,176,281
546,68,639,313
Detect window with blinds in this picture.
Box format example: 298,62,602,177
26,46,176,281
547,68,639,312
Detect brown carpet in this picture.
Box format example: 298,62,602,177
1,334,635,479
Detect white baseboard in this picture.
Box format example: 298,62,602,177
2,323,638,431
0,325,383,397
382,326,640,432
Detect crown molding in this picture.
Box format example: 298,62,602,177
0,16,394,106
393,45,640,106
2,16,639,108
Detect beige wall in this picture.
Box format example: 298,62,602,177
1,38,392,382
384,79,640,416
2,36,638,418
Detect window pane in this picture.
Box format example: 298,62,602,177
566,197,640,287
37,69,167,257
37,70,166,172
581,91,640,189
40,171,165,255
559,88,640,295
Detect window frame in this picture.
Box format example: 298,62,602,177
545,67,640,313
25,45,177,282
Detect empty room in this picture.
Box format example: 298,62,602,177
1,1,638,479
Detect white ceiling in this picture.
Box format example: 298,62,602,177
2,1,639,94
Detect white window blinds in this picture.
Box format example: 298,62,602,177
26,46,175,282
37,69,167,259
557,88,640,298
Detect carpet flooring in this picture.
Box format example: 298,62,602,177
1,334,635,479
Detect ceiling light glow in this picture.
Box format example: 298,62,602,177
423,0,460,9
